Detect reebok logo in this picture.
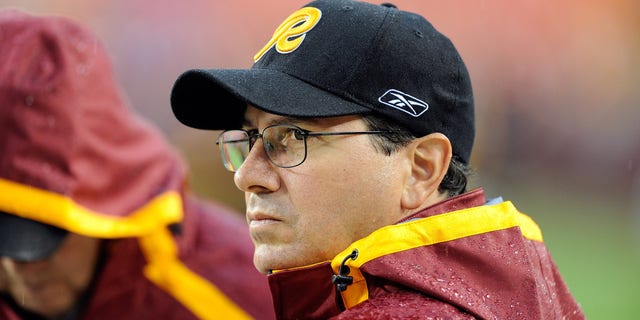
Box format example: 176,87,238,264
378,89,429,117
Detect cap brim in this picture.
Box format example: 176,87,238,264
170,68,371,130
0,211,68,261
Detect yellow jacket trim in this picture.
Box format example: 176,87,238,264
0,178,251,319
139,228,252,320
331,201,543,309
0,178,182,238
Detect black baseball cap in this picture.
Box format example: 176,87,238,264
171,0,474,163
0,211,68,261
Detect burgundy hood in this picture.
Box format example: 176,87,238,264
0,9,185,228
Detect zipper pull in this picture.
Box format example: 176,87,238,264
332,249,359,292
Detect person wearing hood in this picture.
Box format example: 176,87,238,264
0,9,273,320
169,0,586,319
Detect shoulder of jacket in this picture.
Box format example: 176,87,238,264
333,291,477,319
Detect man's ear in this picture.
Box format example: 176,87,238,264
401,133,452,210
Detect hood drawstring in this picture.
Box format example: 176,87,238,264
332,249,358,292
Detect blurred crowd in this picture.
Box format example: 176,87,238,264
2,0,638,207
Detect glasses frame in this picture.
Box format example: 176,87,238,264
216,124,394,172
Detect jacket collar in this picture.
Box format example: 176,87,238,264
398,188,486,222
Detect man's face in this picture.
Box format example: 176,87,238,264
0,233,101,318
235,106,409,273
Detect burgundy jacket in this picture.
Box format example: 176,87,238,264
268,189,585,319
0,10,273,320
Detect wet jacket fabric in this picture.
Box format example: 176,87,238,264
268,189,585,319
0,10,273,320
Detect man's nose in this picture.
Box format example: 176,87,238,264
234,139,280,194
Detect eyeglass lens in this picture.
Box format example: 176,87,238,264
218,130,250,172
217,125,308,172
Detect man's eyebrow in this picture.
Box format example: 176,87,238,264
242,116,319,128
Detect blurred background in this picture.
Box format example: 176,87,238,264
1,0,638,318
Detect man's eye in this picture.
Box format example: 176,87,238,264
293,129,306,140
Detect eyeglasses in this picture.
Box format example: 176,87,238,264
216,124,394,172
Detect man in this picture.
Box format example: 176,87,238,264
170,0,585,319
0,9,273,320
